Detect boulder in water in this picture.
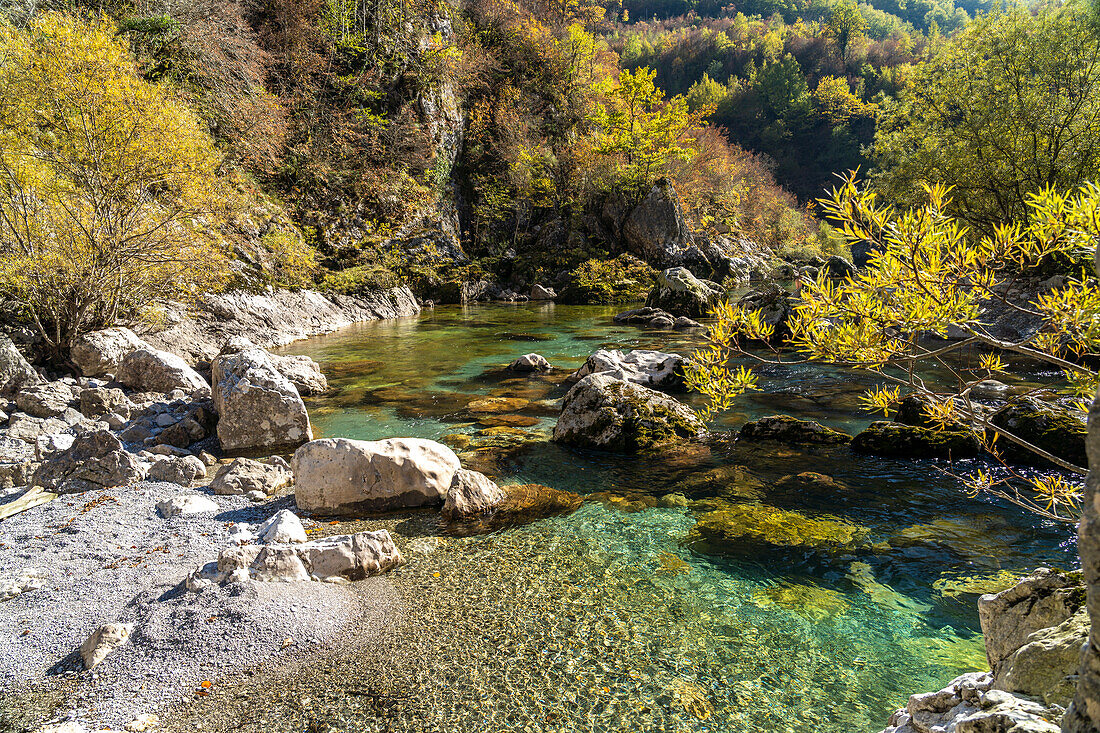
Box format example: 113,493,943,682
644,267,723,318
569,349,685,391
738,415,852,445
852,421,982,459
552,373,704,451
212,348,313,454
988,398,1087,468
508,353,551,372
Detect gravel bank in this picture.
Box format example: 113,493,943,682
0,483,381,730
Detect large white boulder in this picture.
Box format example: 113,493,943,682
569,349,684,391
0,335,41,396
212,348,312,454
443,468,505,518
70,327,150,377
208,457,293,496
156,494,219,518
117,347,208,394
292,437,461,515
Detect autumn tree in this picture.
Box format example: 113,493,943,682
824,0,867,63
0,13,231,364
871,5,1100,234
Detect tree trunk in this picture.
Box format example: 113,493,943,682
1064,249,1100,732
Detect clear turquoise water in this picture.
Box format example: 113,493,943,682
273,302,1077,733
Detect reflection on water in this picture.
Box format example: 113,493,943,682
261,302,1077,733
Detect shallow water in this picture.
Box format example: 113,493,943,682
268,302,1077,733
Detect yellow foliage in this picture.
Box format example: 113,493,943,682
0,12,231,360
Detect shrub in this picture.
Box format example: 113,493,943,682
558,255,658,304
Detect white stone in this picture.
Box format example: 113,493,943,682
570,349,684,391
443,469,505,517
257,510,307,544
212,348,312,453
508,353,551,372
156,494,219,518
71,327,150,377
0,568,46,601
117,348,208,394
292,437,461,515
80,623,134,669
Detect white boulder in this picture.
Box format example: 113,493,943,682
293,437,460,515
71,327,150,377
212,348,313,453
156,494,219,518
117,348,208,394
80,623,134,669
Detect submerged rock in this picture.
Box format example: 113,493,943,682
738,415,852,445
553,373,705,452
71,327,150,377
644,267,723,318
852,421,982,459
32,431,144,494
212,348,313,454
569,349,685,391
117,347,209,394
293,437,461,514
688,502,866,554
613,307,701,330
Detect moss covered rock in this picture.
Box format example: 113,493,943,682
988,397,1087,468
738,415,852,445
644,267,724,318
552,373,705,452
852,421,981,459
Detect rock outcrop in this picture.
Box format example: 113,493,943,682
621,180,691,266
644,267,723,318
70,327,150,377
117,348,209,394
143,287,420,365
569,349,685,391
552,373,704,451
881,672,1060,733
293,437,461,514
212,348,313,454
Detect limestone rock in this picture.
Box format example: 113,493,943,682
292,437,461,515
530,284,556,300
257,509,307,544
212,348,312,454
443,469,505,518
71,327,150,377
996,607,1088,707
569,349,685,391
146,455,206,486
80,623,134,669
738,415,852,445
552,373,704,452
978,567,1085,672
156,494,219,518
0,335,41,396
35,433,75,461
736,284,794,343
622,180,691,266
508,353,551,373
644,267,723,318
209,457,293,496
852,421,982,459
16,383,74,418
269,354,328,396
187,529,403,587
79,387,130,419
32,431,145,494
6,413,70,443
117,348,208,394
880,672,1061,733
613,306,702,330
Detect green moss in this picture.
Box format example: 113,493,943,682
689,502,868,554
615,383,703,451
558,255,658,305
851,421,981,459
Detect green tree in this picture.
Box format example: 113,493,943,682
871,6,1100,233
0,13,231,365
825,0,868,63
